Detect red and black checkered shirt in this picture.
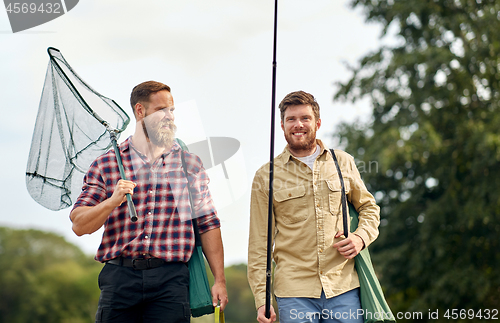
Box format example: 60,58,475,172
72,137,220,263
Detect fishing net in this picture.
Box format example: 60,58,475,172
26,47,130,211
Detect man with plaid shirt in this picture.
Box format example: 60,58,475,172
70,81,228,323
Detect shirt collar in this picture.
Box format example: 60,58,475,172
120,136,132,153
121,136,182,158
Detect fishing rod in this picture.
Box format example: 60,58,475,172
265,0,278,319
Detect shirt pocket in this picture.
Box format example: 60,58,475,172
326,178,350,216
274,185,308,224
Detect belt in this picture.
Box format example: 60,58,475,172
106,256,166,270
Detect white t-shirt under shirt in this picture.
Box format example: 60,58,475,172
295,144,321,170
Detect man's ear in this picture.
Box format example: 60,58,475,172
135,103,145,119
316,118,321,130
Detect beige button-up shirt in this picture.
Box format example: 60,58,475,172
247,140,380,309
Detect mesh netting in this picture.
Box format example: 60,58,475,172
26,47,130,211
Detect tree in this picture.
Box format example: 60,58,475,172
201,263,257,323
0,227,262,323
223,264,257,322
334,0,500,318
0,227,101,323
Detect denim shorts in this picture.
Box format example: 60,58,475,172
276,288,364,323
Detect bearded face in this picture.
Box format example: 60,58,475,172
281,104,321,157
141,109,177,147
283,122,317,153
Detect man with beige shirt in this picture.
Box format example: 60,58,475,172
248,91,380,323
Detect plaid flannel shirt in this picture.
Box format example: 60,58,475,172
72,137,220,263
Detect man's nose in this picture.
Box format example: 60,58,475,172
294,120,304,128
162,109,174,121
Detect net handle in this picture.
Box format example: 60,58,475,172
109,129,138,222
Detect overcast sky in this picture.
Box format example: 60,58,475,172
0,0,384,265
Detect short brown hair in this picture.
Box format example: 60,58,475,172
278,91,320,122
130,81,171,115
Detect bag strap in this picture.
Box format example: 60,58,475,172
179,142,202,248
330,149,349,238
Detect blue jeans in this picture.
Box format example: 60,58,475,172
276,289,364,323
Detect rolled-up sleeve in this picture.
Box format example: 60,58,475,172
187,154,220,234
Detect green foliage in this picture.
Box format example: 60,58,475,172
223,264,256,322
0,226,258,323
202,263,258,323
0,227,102,323
334,0,500,319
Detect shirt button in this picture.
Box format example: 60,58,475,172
317,204,320,207
148,212,152,215
150,190,153,194
319,249,323,253
320,271,323,275
145,235,149,239
288,193,292,197
319,226,322,230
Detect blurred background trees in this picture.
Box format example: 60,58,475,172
334,0,500,318
0,227,101,323
0,227,257,323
